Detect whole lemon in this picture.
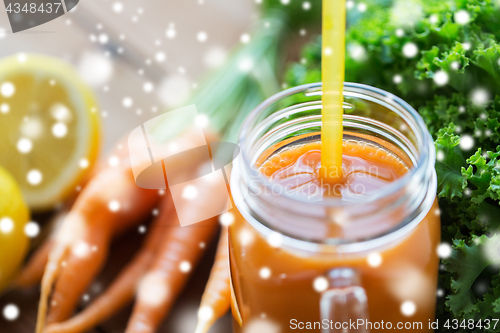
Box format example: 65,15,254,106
0,166,30,292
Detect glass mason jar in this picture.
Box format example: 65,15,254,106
229,82,440,333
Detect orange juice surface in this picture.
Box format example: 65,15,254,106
229,137,440,333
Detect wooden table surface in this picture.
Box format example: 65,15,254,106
0,225,233,333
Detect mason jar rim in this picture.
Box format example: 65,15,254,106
238,82,435,207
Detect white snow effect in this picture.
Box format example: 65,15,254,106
281,0,290,4
348,43,367,61
302,2,311,10
108,200,121,212
195,114,209,128
482,234,500,266
239,228,255,247
471,88,489,106
437,243,452,258
259,267,271,279
238,57,254,72
401,301,417,316
357,3,367,12
21,117,44,139
79,158,89,169
17,53,27,63
78,52,114,87
243,318,281,333
433,71,449,86
402,42,418,58
313,277,329,292
27,169,43,185
17,138,32,154
143,82,154,93
367,252,383,267
98,33,109,44
155,52,166,63
138,272,169,307
240,33,251,44
450,61,460,70
0,217,14,233
108,155,120,167
179,261,192,273
3,304,19,321
390,0,423,28
24,221,40,238
454,10,470,25
219,212,234,226
393,74,403,84
50,103,72,122
346,1,354,9
157,75,191,107
52,122,68,138
436,150,445,162
267,232,282,248
460,134,474,150
198,306,214,321
166,24,177,39
72,241,92,258
395,28,404,37
1,103,9,113
182,185,198,200
197,31,208,43
324,47,332,56
112,2,123,13
429,14,439,24
1,82,15,97
122,97,133,108
138,225,147,234
204,47,227,68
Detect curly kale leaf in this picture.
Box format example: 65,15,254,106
435,125,467,199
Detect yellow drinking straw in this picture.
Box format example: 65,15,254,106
320,0,346,182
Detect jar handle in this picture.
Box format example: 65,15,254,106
320,268,370,333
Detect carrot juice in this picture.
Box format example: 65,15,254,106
229,83,440,333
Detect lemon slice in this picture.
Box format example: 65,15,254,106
0,54,101,211
0,166,30,292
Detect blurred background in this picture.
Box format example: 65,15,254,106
0,0,257,152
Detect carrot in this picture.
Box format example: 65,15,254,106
124,181,228,333
125,220,218,333
36,165,161,333
44,194,176,333
195,226,231,333
16,143,127,290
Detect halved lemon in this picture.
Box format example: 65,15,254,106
0,54,101,211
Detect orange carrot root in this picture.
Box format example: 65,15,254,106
36,166,160,333
125,219,218,333
195,227,230,333
44,196,176,333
